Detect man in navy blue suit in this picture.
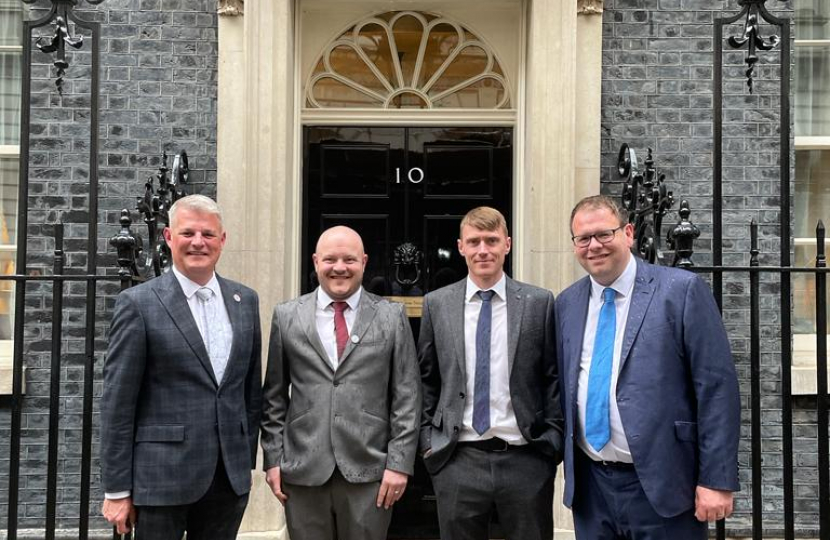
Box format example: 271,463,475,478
556,195,740,539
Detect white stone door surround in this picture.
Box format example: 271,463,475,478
216,0,603,536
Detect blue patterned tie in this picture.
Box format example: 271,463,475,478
585,287,616,451
473,290,495,435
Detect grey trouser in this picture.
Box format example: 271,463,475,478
284,469,393,540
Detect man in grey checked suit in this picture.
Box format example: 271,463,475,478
260,225,421,540
101,195,262,539
419,206,564,540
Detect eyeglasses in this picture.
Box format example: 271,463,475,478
571,226,624,248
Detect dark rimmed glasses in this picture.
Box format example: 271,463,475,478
571,225,624,248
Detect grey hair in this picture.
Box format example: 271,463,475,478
168,194,223,230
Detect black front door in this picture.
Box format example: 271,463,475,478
303,126,512,296
302,126,513,538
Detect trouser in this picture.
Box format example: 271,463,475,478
430,442,556,540
134,459,248,540
284,468,394,540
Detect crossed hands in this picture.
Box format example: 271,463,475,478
695,486,734,522
265,466,408,510
102,497,137,535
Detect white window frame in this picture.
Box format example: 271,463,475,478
792,34,830,394
0,9,21,394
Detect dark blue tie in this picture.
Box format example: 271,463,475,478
473,290,495,435
585,287,616,451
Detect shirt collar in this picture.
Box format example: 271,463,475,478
589,253,637,301
465,273,507,302
317,286,363,311
172,265,221,300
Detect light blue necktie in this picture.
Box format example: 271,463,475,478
585,287,616,451
473,290,495,435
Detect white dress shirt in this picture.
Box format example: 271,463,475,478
172,266,233,382
105,266,233,500
576,254,637,462
316,287,362,370
459,275,526,445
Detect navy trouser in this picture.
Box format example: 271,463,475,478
573,449,707,540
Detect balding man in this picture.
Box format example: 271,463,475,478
260,226,421,540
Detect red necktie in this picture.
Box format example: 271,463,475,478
333,301,349,359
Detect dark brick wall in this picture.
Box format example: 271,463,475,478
0,0,218,531
600,0,801,535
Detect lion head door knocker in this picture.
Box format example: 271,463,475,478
393,242,424,294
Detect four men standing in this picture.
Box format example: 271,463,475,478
102,198,740,538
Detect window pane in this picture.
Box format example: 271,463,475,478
0,157,15,341
796,0,830,40
795,150,830,238
0,51,21,145
0,0,22,47
795,46,830,136
794,244,830,335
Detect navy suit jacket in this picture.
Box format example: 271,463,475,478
555,258,740,518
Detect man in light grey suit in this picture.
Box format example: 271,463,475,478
101,195,262,539
419,206,564,540
260,226,421,540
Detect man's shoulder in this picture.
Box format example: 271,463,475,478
507,277,553,299
641,260,700,288
423,279,465,303
272,290,314,314
556,276,591,310
117,273,168,300
217,275,258,300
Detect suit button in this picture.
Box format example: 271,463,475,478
459,392,465,399
333,381,340,386
453,426,459,432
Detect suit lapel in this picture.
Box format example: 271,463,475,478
505,277,524,373
153,271,218,387
448,281,467,381
299,292,333,372
618,258,656,373
217,275,240,387
567,278,591,403
339,292,379,365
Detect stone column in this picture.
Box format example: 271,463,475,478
523,0,581,294
217,1,295,538
524,1,603,537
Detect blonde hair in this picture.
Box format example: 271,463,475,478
459,206,508,237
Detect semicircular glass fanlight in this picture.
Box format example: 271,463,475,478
306,11,511,110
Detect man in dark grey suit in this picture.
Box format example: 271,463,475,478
101,195,262,539
419,206,564,540
260,226,421,540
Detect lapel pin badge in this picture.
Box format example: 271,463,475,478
233,293,241,302
351,335,359,344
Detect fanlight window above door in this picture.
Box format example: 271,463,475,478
306,11,511,110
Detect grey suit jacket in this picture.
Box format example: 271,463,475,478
100,270,263,506
260,289,421,486
418,277,564,474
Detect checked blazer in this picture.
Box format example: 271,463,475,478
100,270,262,506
